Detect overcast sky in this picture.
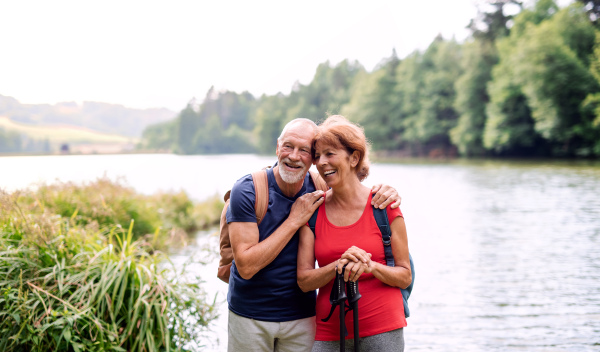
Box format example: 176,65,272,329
0,0,574,111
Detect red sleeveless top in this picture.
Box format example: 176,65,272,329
313,193,406,341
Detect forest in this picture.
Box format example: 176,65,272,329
140,0,600,158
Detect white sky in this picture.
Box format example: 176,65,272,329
0,0,574,111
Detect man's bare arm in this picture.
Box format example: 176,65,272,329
230,190,324,280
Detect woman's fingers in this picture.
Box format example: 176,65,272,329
343,261,367,282
341,246,371,263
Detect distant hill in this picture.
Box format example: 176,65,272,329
0,95,176,138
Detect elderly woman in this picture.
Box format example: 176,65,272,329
297,115,412,352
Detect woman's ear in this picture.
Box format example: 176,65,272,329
350,150,360,168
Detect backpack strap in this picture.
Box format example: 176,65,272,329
372,207,395,267
251,170,269,225
372,206,414,318
308,208,319,234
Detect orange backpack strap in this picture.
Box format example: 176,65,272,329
251,170,269,225
309,170,328,192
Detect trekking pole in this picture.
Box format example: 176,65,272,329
321,265,348,352
340,265,348,352
346,279,361,352
339,289,345,352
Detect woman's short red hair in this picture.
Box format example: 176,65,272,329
313,115,370,182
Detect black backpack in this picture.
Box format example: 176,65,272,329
308,206,415,317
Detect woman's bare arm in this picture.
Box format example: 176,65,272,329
297,225,339,292
367,216,412,288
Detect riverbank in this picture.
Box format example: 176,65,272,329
0,179,223,351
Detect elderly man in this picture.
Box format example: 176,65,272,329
226,118,400,352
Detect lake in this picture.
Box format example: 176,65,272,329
1,154,599,351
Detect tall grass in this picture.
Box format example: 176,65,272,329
0,179,221,351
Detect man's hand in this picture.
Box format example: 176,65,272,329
371,184,401,209
288,190,325,228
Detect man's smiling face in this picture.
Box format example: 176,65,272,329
276,124,314,184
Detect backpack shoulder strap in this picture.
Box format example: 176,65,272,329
309,170,328,192
308,207,319,235
372,206,395,267
251,170,269,225
372,205,415,317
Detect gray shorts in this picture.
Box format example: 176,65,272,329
228,310,316,352
311,328,404,352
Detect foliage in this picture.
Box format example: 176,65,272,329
13,178,223,250
172,88,257,155
139,120,177,151
139,0,600,159
0,181,220,352
485,1,598,156
451,39,498,156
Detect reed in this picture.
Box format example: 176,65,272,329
0,180,219,351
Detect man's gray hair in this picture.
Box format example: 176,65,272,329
277,118,318,146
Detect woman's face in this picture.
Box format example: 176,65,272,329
314,140,359,188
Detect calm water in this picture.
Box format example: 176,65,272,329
1,154,599,351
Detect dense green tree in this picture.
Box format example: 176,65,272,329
198,89,255,130
579,31,600,156
400,38,463,155
357,50,401,151
485,2,598,155
139,120,177,150
253,94,288,154
285,60,364,123
451,39,498,156
191,114,255,154
176,105,202,154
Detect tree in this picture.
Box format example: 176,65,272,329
450,39,498,156
577,0,600,25
176,105,202,154
284,60,364,124
357,50,402,151
468,0,523,41
485,1,598,155
399,38,463,155
252,94,288,154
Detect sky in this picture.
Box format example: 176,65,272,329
0,0,574,112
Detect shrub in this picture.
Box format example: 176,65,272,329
0,182,219,352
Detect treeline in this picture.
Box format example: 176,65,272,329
140,0,600,158
0,127,50,153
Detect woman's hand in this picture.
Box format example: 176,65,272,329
337,246,372,282
340,246,371,264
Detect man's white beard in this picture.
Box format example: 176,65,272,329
279,158,308,184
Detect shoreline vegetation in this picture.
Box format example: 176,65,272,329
0,178,223,351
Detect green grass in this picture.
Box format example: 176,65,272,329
0,179,222,351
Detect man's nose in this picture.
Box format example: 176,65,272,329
289,148,301,160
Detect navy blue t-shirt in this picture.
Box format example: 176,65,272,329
226,167,317,322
